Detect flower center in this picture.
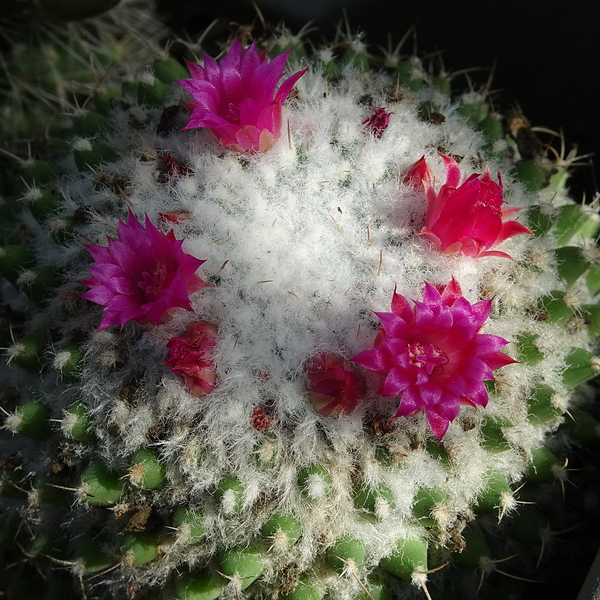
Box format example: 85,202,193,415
138,260,175,302
407,342,448,375
226,102,241,124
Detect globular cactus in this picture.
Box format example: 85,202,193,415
1,11,600,600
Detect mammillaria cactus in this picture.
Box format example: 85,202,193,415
1,7,600,600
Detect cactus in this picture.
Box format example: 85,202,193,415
1,9,600,600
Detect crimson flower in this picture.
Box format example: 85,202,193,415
404,155,532,259
80,211,208,330
362,107,392,138
351,279,515,440
250,403,276,431
163,321,218,397
176,38,307,153
305,353,366,417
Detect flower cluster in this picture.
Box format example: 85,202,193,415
404,154,532,259
304,353,365,417
80,41,523,431
351,279,515,440
176,38,307,153
80,211,208,330
163,321,219,397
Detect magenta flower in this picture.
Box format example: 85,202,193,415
80,211,208,330
362,107,392,138
404,155,532,259
163,321,218,397
176,38,307,153
351,279,515,440
305,353,366,417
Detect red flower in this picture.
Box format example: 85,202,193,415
80,211,208,330
164,321,219,397
351,279,515,440
362,107,392,138
176,38,307,153
404,155,532,259
251,404,276,431
305,353,366,417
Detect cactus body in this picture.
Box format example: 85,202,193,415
1,12,600,600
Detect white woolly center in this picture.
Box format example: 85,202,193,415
305,473,328,501
220,488,239,514
53,350,72,371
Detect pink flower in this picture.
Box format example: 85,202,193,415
305,353,366,417
404,155,532,259
163,321,218,397
351,279,515,440
176,38,307,153
363,107,392,138
80,210,208,330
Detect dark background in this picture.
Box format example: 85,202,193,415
157,0,600,203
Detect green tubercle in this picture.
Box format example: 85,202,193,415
173,506,206,543
122,531,160,566
282,575,327,600
452,525,490,570
524,446,562,484
412,487,447,526
175,570,229,600
6,398,51,439
216,544,265,590
474,470,512,515
215,476,245,514
62,402,95,443
562,347,600,389
78,460,123,506
352,483,394,522
74,535,118,573
527,383,564,423
261,512,302,548
128,447,166,490
298,464,331,502
326,536,367,573
379,536,428,582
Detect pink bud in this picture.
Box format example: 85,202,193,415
362,107,392,138
305,353,366,417
404,154,532,259
163,321,219,397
